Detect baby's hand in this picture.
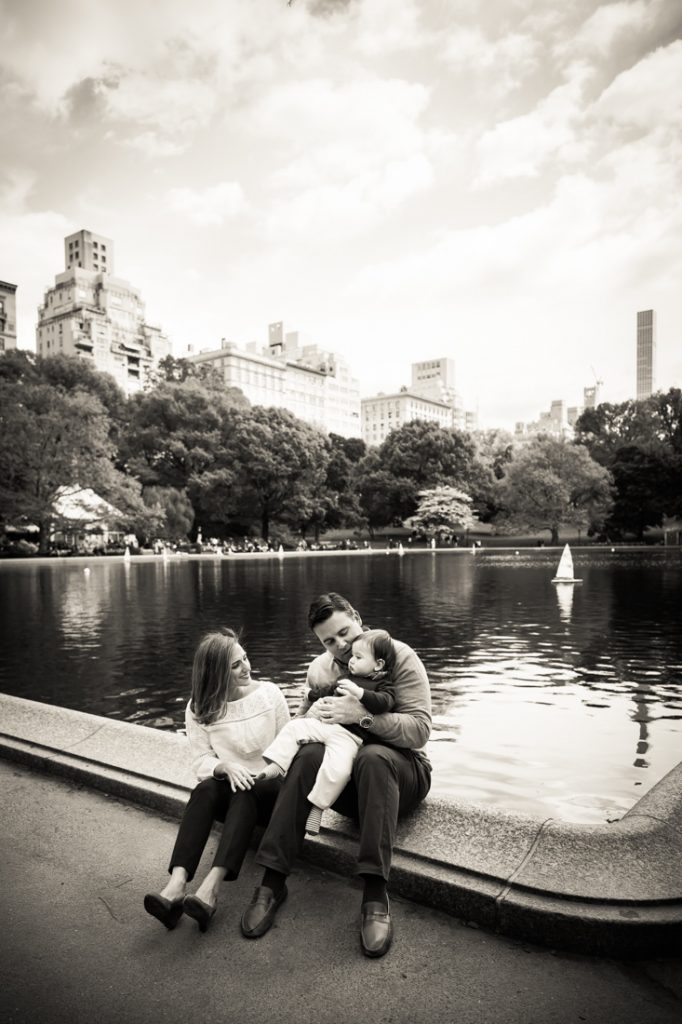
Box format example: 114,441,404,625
336,680,363,699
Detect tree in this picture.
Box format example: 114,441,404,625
574,399,653,467
142,486,195,541
605,445,678,540
0,380,119,552
358,421,478,527
404,486,476,539
497,436,613,544
196,407,330,541
150,354,249,407
470,428,516,522
575,389,682,533
119,380,239,490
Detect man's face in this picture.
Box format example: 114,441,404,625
313,610,364,658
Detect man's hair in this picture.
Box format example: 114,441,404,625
353,629,395,674
307,592,355,630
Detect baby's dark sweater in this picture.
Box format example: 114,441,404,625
307,671,395,715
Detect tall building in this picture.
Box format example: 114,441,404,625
410,357,465,428
190,323,361,437
36,230,170,396
515,398,573,439
583,384,601,409
362,389,453,447
0,281,17,351
636,309,656,400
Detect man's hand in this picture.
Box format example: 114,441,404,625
315,693,364,726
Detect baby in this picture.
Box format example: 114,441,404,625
258,629,396,834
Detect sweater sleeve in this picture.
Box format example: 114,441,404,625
273,684,292,733
185,703,221,781
364,643,431,749
360,684,396,715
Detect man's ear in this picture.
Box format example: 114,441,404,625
352,609,362,625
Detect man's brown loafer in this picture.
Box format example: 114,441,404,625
360,898,393,958
240,884,288,938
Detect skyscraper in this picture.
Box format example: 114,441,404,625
36,230,170,396
636,309,656,401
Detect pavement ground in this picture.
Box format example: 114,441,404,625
1,761,680,1024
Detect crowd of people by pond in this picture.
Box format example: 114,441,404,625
143,591,432,958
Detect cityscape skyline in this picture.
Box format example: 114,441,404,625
2,1,681,430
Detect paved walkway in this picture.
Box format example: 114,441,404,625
1,761,680,1024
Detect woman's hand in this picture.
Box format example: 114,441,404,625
214,761,256,792
336,680,364,700
315,693,364,726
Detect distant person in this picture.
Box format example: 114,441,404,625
257,629,397,835
240,593,431,958
143,628,290,933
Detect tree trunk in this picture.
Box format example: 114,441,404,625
261,510,269,542
314,523,320,544
550,526,559,545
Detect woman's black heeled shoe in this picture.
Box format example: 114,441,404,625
183,894,216,933
143,893,185,930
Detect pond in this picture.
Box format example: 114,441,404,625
1,548,680,824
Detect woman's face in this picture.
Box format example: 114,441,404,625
229,643,252,685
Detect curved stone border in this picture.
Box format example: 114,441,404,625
0,693,679,958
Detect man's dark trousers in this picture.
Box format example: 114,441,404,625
255,741,431,880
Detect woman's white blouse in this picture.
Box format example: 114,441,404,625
185,682,291,781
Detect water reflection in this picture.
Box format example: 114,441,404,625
554,583,574,624
1,548,680,823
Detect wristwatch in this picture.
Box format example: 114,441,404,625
359,712,374,730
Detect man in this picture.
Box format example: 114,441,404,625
240,592,432,957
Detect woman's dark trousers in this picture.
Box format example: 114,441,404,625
169,776,282,881
255,742,431,881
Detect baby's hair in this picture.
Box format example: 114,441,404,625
353,629,395,673
190,627,241,725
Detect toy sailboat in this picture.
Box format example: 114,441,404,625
551,543,582,584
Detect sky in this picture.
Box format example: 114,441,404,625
1,0,681,429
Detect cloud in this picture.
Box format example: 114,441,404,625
595,38,682,128
166,182,247,226
475,63,593,183
442,26,541,94
0,169,70,349
556,0,649,57
251,76,435,236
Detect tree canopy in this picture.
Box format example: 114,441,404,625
498,435,613,544
404,486,476,539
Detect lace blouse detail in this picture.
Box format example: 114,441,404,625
185,682,291,780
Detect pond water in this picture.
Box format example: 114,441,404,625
1,548,680,824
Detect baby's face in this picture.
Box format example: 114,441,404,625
348,639,380,677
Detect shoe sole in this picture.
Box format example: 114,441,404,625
241,888,288,939
183,896,215,933
143,894,183,931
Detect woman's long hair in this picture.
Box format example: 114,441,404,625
190,628,240,725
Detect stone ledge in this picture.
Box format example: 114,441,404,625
1,693,680,958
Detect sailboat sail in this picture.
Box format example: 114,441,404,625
552,543,581,583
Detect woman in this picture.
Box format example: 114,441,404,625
143,627,290,933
